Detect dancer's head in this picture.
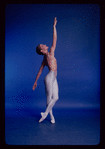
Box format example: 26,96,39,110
36,44,48,55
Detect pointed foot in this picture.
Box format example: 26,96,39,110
51,119,55,124
50,117,55,124
39,112,47,123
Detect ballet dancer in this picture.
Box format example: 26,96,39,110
32,17,59,124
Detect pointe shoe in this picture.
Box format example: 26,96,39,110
39,112,47,123
51,119,55,124
51,117,55,124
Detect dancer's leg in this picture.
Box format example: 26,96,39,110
39,78,58,123
52,78,59,101
39,71,54,123
47,102,55,123
45,78,58,114
39,98,58,123
50,78,59,123
45,97,58,114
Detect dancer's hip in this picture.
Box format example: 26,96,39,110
44,70,56,83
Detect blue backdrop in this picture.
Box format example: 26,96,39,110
5,4,100,112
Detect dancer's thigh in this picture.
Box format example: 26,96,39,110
52,78,59,99
45,76,53,104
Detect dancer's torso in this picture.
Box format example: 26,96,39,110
44,53,57,77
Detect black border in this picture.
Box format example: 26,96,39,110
1,0,105,148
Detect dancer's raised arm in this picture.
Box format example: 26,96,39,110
50,17,57,55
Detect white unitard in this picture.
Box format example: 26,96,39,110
39,70,59,123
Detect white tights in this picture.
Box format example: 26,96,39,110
39,71,59,123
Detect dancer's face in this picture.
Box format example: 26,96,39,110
40,44,48,54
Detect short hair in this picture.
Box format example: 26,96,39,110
36,44,44,55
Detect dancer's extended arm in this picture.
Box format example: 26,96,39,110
50,17,57,55
32,59,45,90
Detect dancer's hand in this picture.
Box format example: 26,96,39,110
53,17,57,26
32,82,37,91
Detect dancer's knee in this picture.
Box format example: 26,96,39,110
55,97,59,102
53,95,59,102
47,94,52,100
